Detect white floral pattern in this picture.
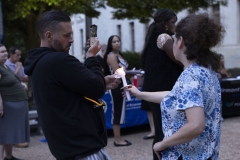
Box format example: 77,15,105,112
157,33,172,50
160,63,222,160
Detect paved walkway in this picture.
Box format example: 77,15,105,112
11,116,240,160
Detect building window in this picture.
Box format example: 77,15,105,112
117,25,122,50
130,22,135,52
80,29,84,54
117,25,122,40
212,3,220,23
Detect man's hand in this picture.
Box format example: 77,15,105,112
105,75,121,90
16,62,23,68
86,38,101,58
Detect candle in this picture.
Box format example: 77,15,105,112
115,67,131,101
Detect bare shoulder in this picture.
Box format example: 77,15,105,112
157,33,173,50
107,53,118,60
107,53,118,64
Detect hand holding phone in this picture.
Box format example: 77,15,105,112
90,24,97,46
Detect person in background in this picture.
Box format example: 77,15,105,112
96,43,107,70
5,47,28,82
5,46,29,148
103,35,132,147
24,10,120,160
140,8,183,159
217,54,230,79
0,44,29,160
125,13,224,160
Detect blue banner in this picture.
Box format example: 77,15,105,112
102,91,148,130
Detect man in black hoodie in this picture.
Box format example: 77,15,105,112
24,10,120,160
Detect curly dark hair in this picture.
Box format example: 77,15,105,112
175,13,225,72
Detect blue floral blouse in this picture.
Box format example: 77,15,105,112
161,63,222,160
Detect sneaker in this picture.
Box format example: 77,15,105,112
14,142,29,148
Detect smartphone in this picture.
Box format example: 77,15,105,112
89,24,97,46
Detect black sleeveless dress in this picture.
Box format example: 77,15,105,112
141,30,183,160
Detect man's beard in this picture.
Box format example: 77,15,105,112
53,39,70,53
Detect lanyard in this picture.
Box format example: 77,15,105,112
84,96,105,108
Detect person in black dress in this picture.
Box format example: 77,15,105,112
141,9,183,160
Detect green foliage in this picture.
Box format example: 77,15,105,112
1,0,228,59
107,0,228,23
2,0,104,21
2,0,105,59
122,51,141,70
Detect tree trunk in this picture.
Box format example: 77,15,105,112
24,15,40,51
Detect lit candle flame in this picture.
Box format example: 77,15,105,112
114,67,125,78
114,67,131,101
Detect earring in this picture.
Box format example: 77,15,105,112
165,26,168,30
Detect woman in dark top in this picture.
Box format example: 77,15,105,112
141,9,183,160
0,44,29,160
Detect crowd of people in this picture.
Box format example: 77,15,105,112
0,8,227,160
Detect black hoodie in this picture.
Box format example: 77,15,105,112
24,47,107,160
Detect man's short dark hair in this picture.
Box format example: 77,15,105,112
8,46,19,55
38,10,71,39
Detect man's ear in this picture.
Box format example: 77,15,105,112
45,31,53,42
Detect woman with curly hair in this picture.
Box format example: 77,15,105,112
125,13,225,160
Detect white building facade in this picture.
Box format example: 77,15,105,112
70,0,240,69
